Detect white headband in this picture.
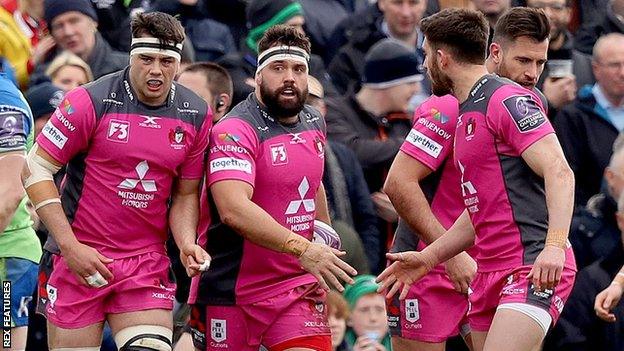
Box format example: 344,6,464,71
256,46,310,74
130,37,183,61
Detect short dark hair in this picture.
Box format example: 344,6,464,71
493,7,550,46
131,12,185,44
257,25,311,55
181,62,234,101
420,8,489,65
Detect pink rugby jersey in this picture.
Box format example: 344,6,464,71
391,95,473,274
37,68,212,258
454,75,575,272
194,94,326,305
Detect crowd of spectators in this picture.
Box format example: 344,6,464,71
1,0,624,349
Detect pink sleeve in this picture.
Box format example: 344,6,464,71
207,117,258,188
36,88,96,164
488,86,554,154
179,109,213,179
400,95,458,170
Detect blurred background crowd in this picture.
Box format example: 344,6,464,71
1,0,624,349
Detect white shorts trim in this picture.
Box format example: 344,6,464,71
497,302,551,335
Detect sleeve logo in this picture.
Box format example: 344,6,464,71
210,157,252,174
42,122,68,149
502,95,546,133
405,129,443,158
107,120,130,143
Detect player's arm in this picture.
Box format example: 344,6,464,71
315,183,331,225
385,152,475,293
522,133,575,291
377,209,475,299
595,266,624,322
384,151,443,241
0,152,26,233
169,178,210,277
211,179,356,291
22,145,113,286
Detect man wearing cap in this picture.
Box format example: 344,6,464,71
30,0,128,85
25,82,65,138
22,12,211,351
217,0,336,106
188,25,356,351
325,39,421,273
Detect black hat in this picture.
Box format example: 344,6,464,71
362,39,423,89
245,0,304,52
25,83,64,119
44,0,98,26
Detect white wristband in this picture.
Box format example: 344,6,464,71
34,198,61,211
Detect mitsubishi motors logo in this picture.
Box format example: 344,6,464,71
458,161,476,196
458,160,479,213
118,160,157,192
285,177,315,214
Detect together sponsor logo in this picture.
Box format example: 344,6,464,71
42,122,68,149
210,157,252,174
406,129,443,158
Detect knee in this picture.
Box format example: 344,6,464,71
115,325,173,351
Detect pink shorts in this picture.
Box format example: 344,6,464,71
39,251,175,329
468,264,576,332
386,271,469,342
188,284,330,350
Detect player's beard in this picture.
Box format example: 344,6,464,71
260,82,309,121
498,59,536,89
428,60,454,96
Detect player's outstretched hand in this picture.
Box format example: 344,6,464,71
376,251,433,300
299,243,357,292
527,245,565,292
180,243,211,277
445,251,477,294
595,283,623,322
63,242,114,288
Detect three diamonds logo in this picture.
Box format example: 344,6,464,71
285,177,315,215
118,160,157,192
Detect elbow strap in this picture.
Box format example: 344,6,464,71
23,144,61,189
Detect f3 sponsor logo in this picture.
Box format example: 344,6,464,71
107,120,130,143
270,143,288,165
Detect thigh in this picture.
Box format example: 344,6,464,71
105,252,176,315
108,308,173,332
392,336,446,351
7,326,28,351
44,254,109,329
470,331,488,351
262,284,330,349
468,271,504,333
483,309,544,351
47,320,104,348
388,272,469,343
